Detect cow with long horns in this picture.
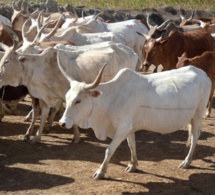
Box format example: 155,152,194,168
58,56,211,179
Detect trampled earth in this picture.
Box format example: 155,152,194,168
0,95,215,194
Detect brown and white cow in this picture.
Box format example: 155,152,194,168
176,51,215,117
142,29,215,72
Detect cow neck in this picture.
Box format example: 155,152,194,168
19,58,33,86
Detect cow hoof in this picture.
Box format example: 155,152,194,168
125,163,137,172
30,136,41,144
71,137,81,144
23,117,31,122
23,135,30,142
93,170,105,180
178,161,190,169
204,111,210,118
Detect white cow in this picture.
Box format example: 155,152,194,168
76,18,149,69
61,13,104,28
58,64,211,180
0,36,138,143
38,28,127,53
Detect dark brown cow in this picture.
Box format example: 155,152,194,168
142,28,215,72
0,85,29,121
0,22,22,47
176,51,215,117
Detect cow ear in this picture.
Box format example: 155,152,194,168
89,90,102,97
18,56,26,62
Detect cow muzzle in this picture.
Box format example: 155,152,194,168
59,116,74,129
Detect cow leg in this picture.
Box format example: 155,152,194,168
153,66,158,73
71,125,81,143
24,98,40,142
178,116,201,168
30,101,50,144
45,101,63,133
186,123,192,147
205,82,215,117
125,132,138,172
24,109,33,122
93,125,132,180
0,101,4,122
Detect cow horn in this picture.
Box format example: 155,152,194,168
136,31,150,41
12,1,17,11
22,19,31,43
179,7,185,20
187,9,195,21
94,12,101,20
21,0,26,13
4,24,19,51
57,4,61,13
157,19,173,30
45,14,65,39
57,51,75,83
146,14,154,29
37,10,44,31
73,9,78,20
81,10,86,20
0,42,10,52
34,20,52,43
156,36,162,42
84,63,107,90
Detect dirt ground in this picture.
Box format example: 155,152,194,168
0,94,215,195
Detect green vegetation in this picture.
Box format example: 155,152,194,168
2,0,215,10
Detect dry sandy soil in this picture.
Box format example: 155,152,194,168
0,93,215,195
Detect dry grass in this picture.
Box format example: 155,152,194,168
1,0,215,10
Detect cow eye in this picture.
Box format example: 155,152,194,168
75,99,81,105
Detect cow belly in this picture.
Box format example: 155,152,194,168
133,107,196,134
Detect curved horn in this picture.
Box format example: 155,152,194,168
21,0,26,12
57,4,62,13
73,9,78,19
12,1,17,11
4,25,19,51
0,42,10,52
26,2,30,17
156,36,162,42
94,12,101,20
179,7,185,20
136,31,150,41
37,10,45,32
187,9,195,21
22,19,31,43
157,19,173,30
146,14,153,29
45,14,65,39
84,63,107,90
33,20,52,43
81,10,85,19
57,51,74,83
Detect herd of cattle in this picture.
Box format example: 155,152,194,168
0,1,215,179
